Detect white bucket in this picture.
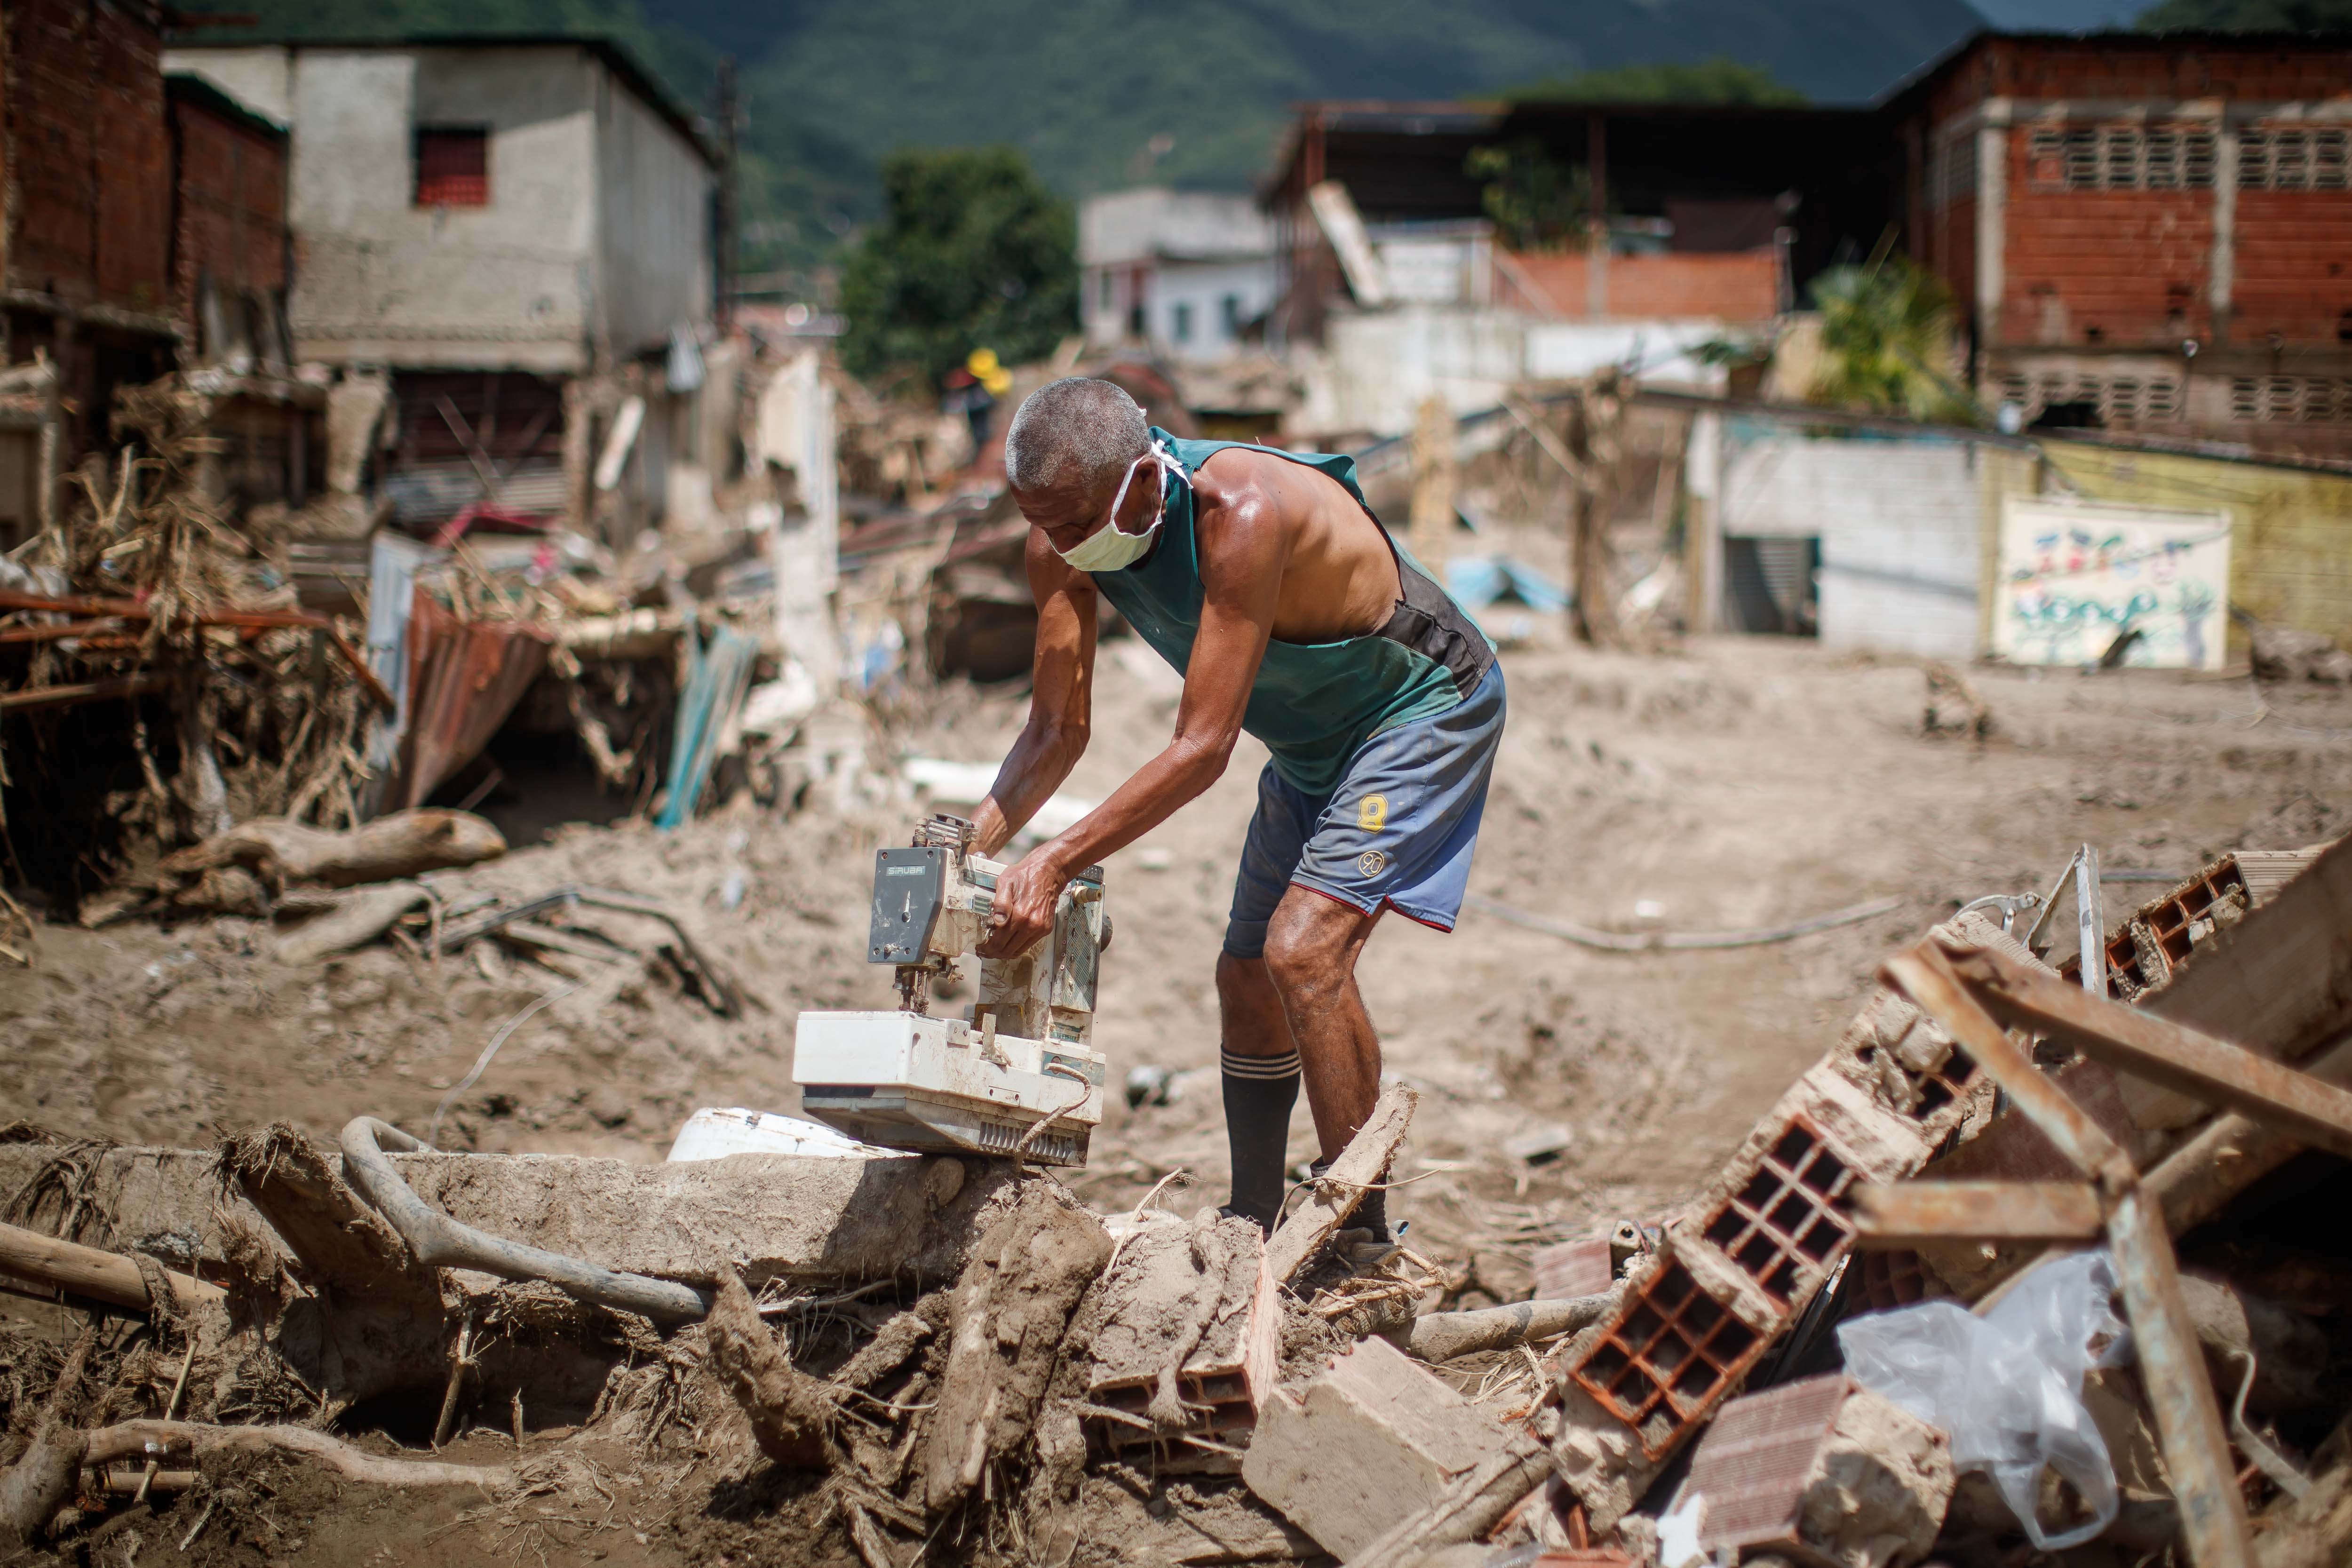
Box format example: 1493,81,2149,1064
664,1107,896,1163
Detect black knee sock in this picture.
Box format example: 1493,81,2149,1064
1310,1155,1390,1243
1221,1047,1299,1232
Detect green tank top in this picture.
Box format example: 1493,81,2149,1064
1088,430,1495,797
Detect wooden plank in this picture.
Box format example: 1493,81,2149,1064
0,675,167,712
2126,835,2352,1135
1264,1084,1416,1286
1951,942,2352,1161
1849,1180,2103,1246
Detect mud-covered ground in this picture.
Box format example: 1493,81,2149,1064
9,638,2350,1251
7,636,2352,1564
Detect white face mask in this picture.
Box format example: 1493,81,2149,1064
1056,451,1165,573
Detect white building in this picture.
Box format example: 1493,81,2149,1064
162,38,723,541
1080,188,1277,364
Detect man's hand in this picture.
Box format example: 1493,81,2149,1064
978,844,1072,959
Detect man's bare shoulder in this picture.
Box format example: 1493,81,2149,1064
1192,444,1346,521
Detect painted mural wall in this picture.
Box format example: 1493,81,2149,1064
1993,495,2231,670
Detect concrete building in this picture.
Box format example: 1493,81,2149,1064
1887,32,2352,459
164,37,725,541
1256,102,1865,435
1080,188,1278,364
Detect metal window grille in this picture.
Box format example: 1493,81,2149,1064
2241,128,2352,191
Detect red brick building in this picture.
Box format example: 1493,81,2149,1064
1888,32,2352,454
0,0,179,410
0,3,310,543
167,73,291,366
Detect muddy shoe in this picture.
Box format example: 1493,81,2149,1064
1334,1227,1401,1275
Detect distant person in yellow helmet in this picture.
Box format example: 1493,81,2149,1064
946,347,1014,458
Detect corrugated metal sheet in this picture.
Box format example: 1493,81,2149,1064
388,589,551,809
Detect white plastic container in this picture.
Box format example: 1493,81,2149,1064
664,1106,897,1163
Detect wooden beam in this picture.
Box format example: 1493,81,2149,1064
1265,1084,1417,1286
0,1219,223,1313
1945,939,2352,1162
0,675,167,713
1848,1180,2103,1247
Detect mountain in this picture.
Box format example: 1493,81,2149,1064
178,0,1993,267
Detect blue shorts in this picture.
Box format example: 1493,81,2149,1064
1224,662,1505,957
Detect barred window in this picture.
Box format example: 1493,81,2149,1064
2228,375,2352,422
1998,369,2185,424
1929,132,1979,207
2027,124,2217,191
2238,127,2352,191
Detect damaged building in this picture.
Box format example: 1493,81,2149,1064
162,37,728,548
0,0,316,545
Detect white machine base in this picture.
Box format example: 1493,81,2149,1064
793,1011,1108,1166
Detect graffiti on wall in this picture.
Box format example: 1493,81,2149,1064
1993,497,2232,670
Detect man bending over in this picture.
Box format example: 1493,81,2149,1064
971,379,1506,1239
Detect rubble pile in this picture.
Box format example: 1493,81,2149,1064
5,835,2352,1568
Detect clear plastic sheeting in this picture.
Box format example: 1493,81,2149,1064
1836,1250,2128,1551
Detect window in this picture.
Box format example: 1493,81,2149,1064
1220,294,1241,339
1996,369,2185,425
2239,127,2352,191
1928,132,1979,207
1172,301,1193,343
414,127,489,207
2026,124,2216,191
2228,375,2352,422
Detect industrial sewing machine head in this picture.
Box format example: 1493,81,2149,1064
793,814,1111,1164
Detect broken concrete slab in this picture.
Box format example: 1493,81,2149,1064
0,1141,283,1274
394,1146,1006,1287
0,1135,1012,1290
1241,1334,1506,1560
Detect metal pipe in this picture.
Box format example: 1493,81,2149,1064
2076,844,2106,997
337,1117,711,1323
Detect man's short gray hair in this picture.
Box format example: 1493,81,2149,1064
1003,377,1150,495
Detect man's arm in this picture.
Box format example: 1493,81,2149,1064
979,476,1287,958
970,530,1099,859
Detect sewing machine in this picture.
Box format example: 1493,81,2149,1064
792,815,1110,1165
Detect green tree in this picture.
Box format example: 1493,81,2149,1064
837,148,1077,391
2138,0,2352,27
1502,56,1809,104
1465,140,1595,251
1808,242,1979,423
